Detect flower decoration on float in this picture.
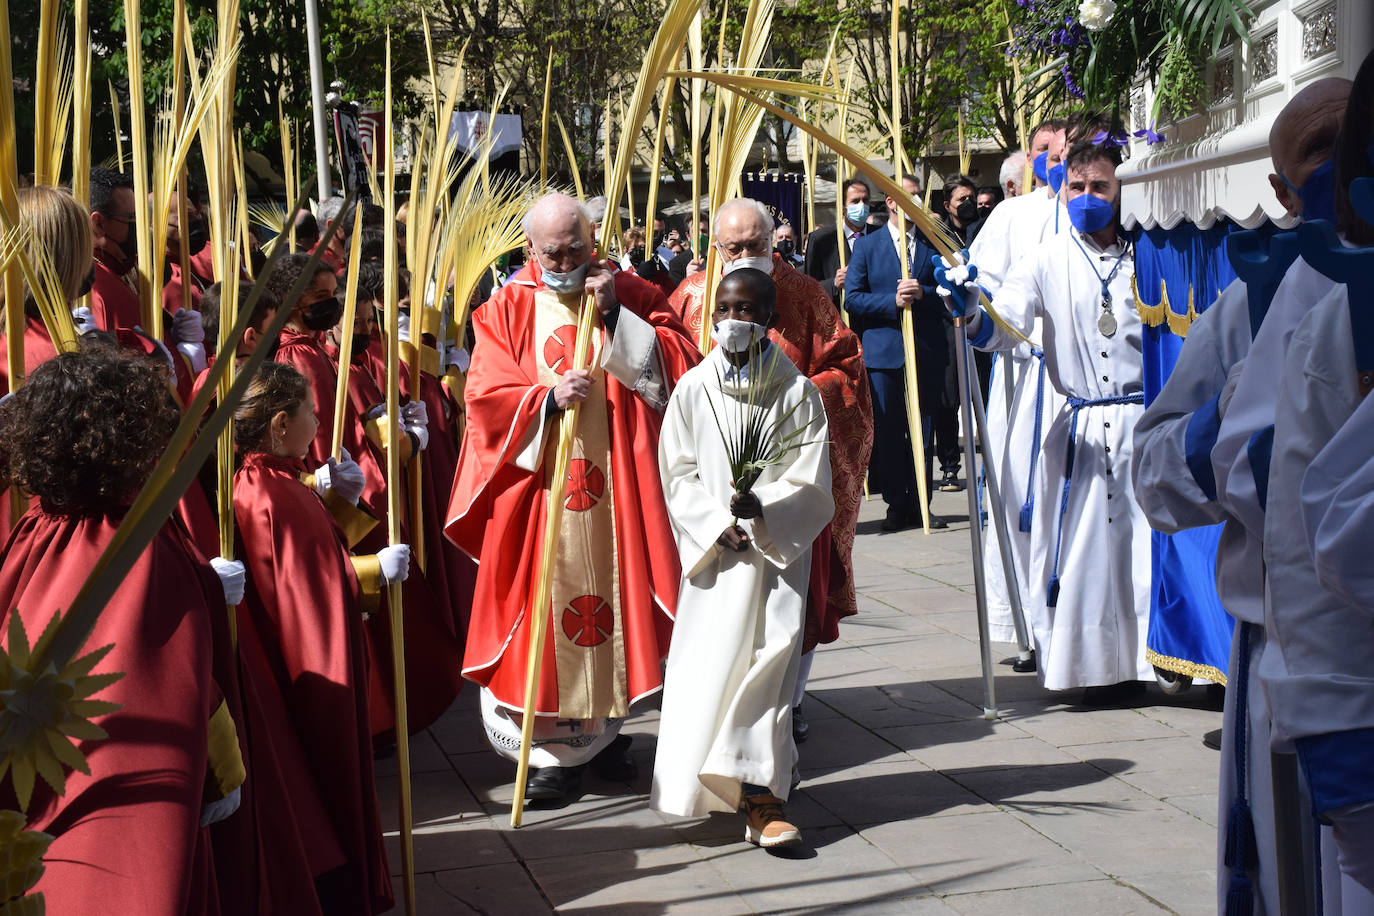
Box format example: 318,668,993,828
1092,128,1131,147
1133,124,1167,145
1078,0,1117,30
1008,0,1255,125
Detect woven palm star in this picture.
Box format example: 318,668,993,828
0,807,52,910
0,612,124,812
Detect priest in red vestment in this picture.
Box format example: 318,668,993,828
446,192,700,803
667,198,873,737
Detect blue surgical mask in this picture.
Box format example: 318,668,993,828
1047,162,1066,194
845,202,870,225
1280,158,1337,223
1067,193,1117,234
541,260,590,295
1032,151,1049,184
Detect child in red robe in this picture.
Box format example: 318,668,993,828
232,361,410,914
0,347,240,915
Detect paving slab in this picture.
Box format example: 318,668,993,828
377,489,1222,913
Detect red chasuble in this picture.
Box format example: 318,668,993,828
445,261,699,715
89,253,143,334
0,511,220,916
668,255,874,650
233,451,392,915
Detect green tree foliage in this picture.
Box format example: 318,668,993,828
9,0,425,183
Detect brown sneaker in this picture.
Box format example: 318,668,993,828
742,793,802,848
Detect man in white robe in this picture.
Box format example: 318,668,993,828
1131,78,1351,914
967,118,1068,654
954,139,1150,699
652,268,833,848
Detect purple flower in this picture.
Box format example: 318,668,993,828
1133,125,1166,145
1062,64,1085,100
1092,129,1130,148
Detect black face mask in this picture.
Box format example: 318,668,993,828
185,218,209,257
302,296,345,331
651,233,665,251
350,332,372,358
628,246,646,266
115,224,140,271
955,198,978,224
977,204,993,221
775,239,795,258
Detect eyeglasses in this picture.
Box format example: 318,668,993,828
102,212,137,226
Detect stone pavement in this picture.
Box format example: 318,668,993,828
377,488,1225,914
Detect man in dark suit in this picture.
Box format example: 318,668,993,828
845,177,948,531
804,178,872,307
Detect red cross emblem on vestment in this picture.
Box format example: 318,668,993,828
543,324,578,375
564,458,605,511
561,594,613,647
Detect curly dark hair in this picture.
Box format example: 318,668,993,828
266,252,334,314
0,347,179,514
234,361,308,455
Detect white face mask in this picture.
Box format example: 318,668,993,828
719,253,774,276
541,260,590,294
711,318,766,354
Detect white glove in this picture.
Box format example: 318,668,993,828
210,557,246,606
446,346,471,373
200,785,242,826
72,305,97,334
402,400,430,451
172,307,206,344
397,310,412,342
402,399,429,427
377,544,411,584
314,446,366,506
934,256,982,319
177,341,208,374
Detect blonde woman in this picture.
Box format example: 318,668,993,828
0,184,94,392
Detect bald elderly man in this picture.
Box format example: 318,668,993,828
446,193,700,804
1131,77,1352,914
668,198,873,741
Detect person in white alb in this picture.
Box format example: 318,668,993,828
944,137,1151,703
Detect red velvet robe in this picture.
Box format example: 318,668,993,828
0,510,220,916
668,255,874,650
233,451,392,915
445,261,700,713
322,343,466,736
89,252,143,334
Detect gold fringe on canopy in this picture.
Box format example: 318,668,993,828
1132,275,1200,338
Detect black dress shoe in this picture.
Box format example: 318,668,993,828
923,512,949,530
938,472,964,492
881,507,914,532
589,734,638,781
791,706,809,743
1012,649,1037,673
525,765,583,802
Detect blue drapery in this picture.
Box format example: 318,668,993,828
740,173,805,234
1134,220,1270,683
